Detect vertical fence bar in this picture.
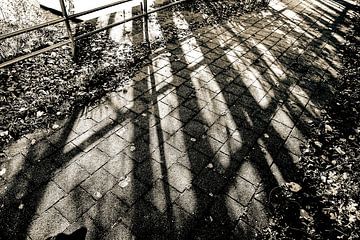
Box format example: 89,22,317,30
142,0,150,43
59,0,76,57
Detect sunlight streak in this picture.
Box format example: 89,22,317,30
173,11,244,171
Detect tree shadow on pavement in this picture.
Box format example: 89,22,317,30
0,0,353,239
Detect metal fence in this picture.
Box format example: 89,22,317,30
0,0,188,68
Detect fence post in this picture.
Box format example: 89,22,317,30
142,0,150,43
59,0,76,58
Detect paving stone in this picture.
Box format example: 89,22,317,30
224,82,247,96
193,168,228,194
36,181,66,214
285,97,304,118
153,100,174,119
47,142,83,169
53,162,90,193
175,68,192,80
60,214,99,240
125,98,148,115
80,168,117,200
284,136,303,156
71,129,102,152
273,106,295,128
268,119,292,142
189,195,241,239
183,120,208,138
243,198,269,231
169,105,197,123
170,60,188,74
212,57,232,70
202,79,224,94
162,128,185,150
104,152,134,179
103,222,134,240
87,191,129,231
153,142,183,168
179,147,210,174
174,185,214,216
194,108,221,128
115,122,141,143
72,118,97,135
106,92,128,112
207,123,233,144
191,135,223,158
160,114,183,136
112,175,149,206
210,150,242,176
181,96,208,112
28,208,70,240
55,187,96,223
87,103,115,123
166,163,193,193
25,163,59,190
145,179,181,213
210,195,246,225
170,203,197,238
125,199,170,237
227,175,257,206
216,91,239,106
125,136,153,163
49,128,78,148
77,148,109,174
133,113,155,130
133,158,163,186
97,134,129,157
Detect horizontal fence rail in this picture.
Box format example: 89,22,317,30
0,0,188,68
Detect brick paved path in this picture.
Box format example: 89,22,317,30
0,0,355,239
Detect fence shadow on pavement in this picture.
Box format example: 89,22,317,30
0,0,354,239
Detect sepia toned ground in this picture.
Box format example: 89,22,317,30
0,0,356,239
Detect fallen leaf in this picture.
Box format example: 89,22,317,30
314,141,322,148
300,209,313,222
119,176,131,188
324,124,333,133
335,146,345,155
95,192,102,198
0,168,6,176
36,111,44,118
349,214,357,223
329,212,337,220
286,182,302,192
207,163,214,169
0,130,8,137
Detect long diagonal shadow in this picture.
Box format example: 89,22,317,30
153,0,348,237
0,0,351,239
0,110,80,239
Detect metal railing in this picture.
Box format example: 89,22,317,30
0,0,188,68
